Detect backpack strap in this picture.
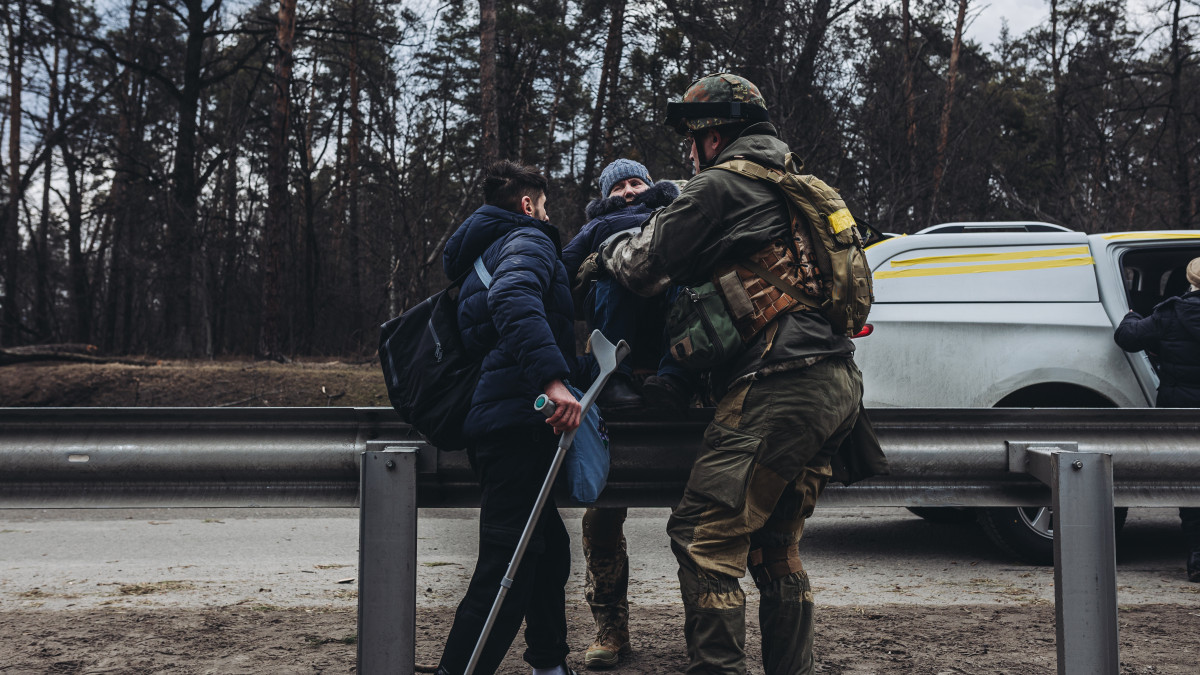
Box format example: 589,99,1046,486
712,158,822,312
713,158,786,184
740,259,823,312
473,256,493,289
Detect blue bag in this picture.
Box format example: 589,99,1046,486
564,384,610,504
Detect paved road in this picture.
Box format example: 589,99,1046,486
1,507,1195,613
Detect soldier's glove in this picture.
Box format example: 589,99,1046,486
572,252,605,318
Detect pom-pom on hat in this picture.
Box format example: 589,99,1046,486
600,159,652,199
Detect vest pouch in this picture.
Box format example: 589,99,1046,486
667,281,745,371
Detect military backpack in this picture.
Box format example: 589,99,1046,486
714,154,874,337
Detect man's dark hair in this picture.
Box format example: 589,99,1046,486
483,160,548,214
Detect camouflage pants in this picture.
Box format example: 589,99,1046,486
581,506,629,643
667,357,862,675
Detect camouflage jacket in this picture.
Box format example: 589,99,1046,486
599,122,855,397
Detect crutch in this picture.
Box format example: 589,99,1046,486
464,329,630,675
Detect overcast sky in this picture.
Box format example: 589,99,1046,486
966,0,1161,50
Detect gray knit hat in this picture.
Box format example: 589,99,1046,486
599,159,652,199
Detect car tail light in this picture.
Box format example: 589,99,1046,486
852,324,873,338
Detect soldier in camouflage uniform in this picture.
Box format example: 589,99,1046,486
589,73,884,675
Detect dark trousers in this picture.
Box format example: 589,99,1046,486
1182,508,1200,549
437,425,571,675
587,278,690,382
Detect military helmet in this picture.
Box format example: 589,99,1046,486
664,73,769,136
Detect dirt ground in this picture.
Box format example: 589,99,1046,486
2,603,1197,674
0,359,388,407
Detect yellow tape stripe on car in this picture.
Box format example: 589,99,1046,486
874,256,1095,280
1102,232,1200,241
889,246,1089,268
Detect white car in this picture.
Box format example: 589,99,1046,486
854,225,1200,562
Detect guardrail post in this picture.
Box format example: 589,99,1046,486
358,442,419,675
1008,442,1119,675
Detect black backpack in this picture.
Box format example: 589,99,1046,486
379,262,487,451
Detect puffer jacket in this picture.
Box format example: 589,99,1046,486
1114,290,1200,407
443,205,578,438
598,122,855,396
562,180,680,278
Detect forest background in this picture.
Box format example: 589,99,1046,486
0,0,1195,358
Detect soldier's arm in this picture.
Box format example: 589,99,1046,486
599,178,719,296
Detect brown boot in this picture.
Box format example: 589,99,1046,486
584,627,630,670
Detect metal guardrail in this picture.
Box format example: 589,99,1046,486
2,407,1199,508
4,406,1199,675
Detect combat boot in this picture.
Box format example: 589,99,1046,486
596,373,642,415
643,373,691,417
584,625,630,670
1188,550,1200,582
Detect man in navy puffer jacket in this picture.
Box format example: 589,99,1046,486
1114,256,1200,582
435,161,583,675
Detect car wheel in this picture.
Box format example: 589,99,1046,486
905,507,977,524
978,506,1129,565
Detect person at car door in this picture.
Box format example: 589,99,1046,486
1114,256,1200,583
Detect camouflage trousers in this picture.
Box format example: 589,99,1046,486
581,506,629,644
667,357,862,675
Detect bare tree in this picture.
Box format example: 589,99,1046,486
3,0,27,345
1164,0,1196,228
930,0,968,223
581,0,626,193
260,0,298,361
479,0,499,165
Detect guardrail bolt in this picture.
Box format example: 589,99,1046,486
385,460,396,470
1072,460,1084,470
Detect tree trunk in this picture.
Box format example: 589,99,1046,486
347,0,364,341
63,143,90,344
3,0,26,346
300,84,319,348
35,43,61,340
901,0,919,223
164,0,218,357
929,0,967,224
1050,0,1066,187
104,0,145,353
600,0,626,165
581,0,625,195
259,0,297,360
902,0,916,157
543,0,569,172
479,0,499,166
1167,0,1194,228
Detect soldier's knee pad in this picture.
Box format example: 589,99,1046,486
747,545,804,586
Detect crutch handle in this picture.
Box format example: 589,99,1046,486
534,394,556,417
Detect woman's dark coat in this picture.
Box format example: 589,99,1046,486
1115,290,1200,407
562,180,679,278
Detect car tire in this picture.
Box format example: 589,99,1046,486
906,507,978,524
978,506,1129,565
